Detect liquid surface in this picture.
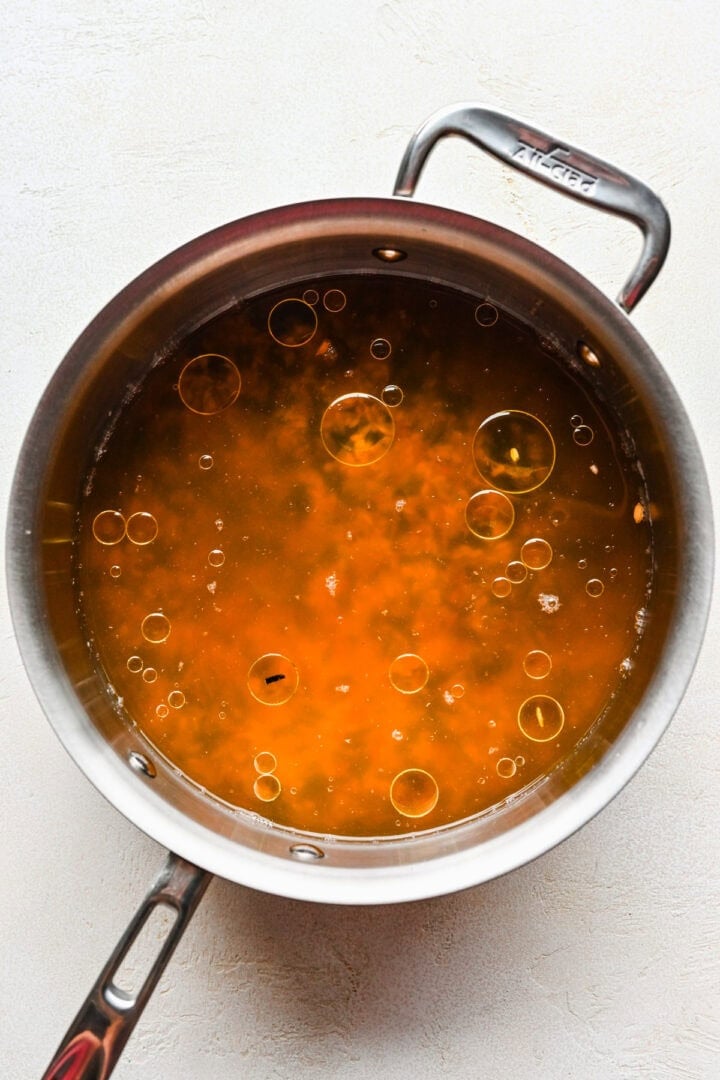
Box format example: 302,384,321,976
77,277,652,836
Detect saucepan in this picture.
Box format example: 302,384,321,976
7,105,713,1078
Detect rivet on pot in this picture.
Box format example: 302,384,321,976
128,751,157,779
578,341,601,367
289,843,325,861
372,247,408,263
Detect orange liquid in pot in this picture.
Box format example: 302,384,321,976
76,277,653,836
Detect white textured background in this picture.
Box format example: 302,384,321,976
2,3,719,1078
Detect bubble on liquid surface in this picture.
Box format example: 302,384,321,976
388,653,429,694
390,769,439,818
523,650,552,679
142,667,158,684
505,560,527,584
570,414,583,428
141,612,171,644
254,751,277,775
473,411,555,493
521,538,553,570
155,703,169,718
302,288,320,306
474,302,499,327
491,577,512,599
572,425,595,447
248,653,299,705
496,757,517,779
208,549,225,567
126,512,158,546
168,690,185,709
109,565,122,579
381,384,404,407
92,510,126,546
321,393,395,466
370,338,392,360
323,289,347,313
198,454,214,470
127,655,143,674
178,354,241,414
254,774,282,802
465,489,515,540
586,578,605,597
450,683,465,700
518,695,565,742
267,298,318,347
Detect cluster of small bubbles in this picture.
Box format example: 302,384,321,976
473,410,556,493
198,454,214,471
521,538,553,570
109,565,122,579
370,338,392,360
505,560,527,584
389,653,429,694
619,658,634,676
215,518,223,531
141,612,171,644
523,650,552,680
247,653,299,705
450,684,465,700
390,768,439,818
538,592,561,614
142,667,158,684
168,690,185,709
155,703,169,718
586,578,605,597
320,393,395,466
491,576,512,599
253,751,277,775
178,354,241,414
127,656,143,674
302,288,319,306
126,512,158,546
609,567,618,581
496,757,517,779
208,549,225,567
323,289,347,313
253,774,282,802
381,384,404,407
474,302,499,327
92,510,126,546
268,298,318,347
465,489,515,540
518,695,565,742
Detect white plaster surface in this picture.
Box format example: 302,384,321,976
2,3,719,1077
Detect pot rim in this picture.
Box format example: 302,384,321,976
6,197,714,903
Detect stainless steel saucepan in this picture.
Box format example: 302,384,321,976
7,105,712,1079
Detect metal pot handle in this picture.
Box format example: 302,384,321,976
394,103,670,313
42,852,211,1080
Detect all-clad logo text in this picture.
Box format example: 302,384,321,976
513,141,598,195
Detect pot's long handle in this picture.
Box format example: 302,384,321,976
42,852,211,1080
394,103,670,313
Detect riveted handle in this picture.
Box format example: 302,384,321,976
42,853,211,1080
394,103,671,312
